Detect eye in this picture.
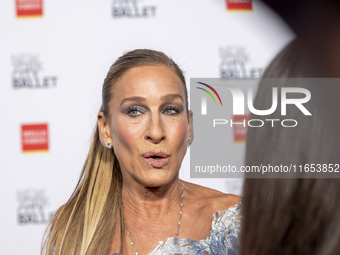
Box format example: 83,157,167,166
163,105,181,115
126,106,145,117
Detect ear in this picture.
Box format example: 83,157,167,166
188,110,194,145
97,112,113,147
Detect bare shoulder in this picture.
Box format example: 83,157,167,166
182,181,241,215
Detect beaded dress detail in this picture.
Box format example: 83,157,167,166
148,203,240,255
113,203,240,255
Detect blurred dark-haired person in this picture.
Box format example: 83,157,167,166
240,1,340,254
241,78,340,254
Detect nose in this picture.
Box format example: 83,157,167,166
145,112,165,144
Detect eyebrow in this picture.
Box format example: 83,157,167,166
160,94,184,103
120,96,146,106
120,94,184,106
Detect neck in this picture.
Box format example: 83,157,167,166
121,177,182,219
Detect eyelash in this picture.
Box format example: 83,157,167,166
125,106,145,117
125,105,181,117
163,105,181,115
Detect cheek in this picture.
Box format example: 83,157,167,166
167,119,188,150
111,119,143,151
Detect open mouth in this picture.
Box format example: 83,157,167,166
143,151,170,168
150,156,163,160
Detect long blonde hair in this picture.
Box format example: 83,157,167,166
42,49,187,255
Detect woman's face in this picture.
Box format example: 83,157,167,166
103,65,192,187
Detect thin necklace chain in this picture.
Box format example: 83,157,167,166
122,180,184,255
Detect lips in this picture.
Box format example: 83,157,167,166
142,151,170,168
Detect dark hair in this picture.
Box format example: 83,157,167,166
240,41,340,255
241,178,340,255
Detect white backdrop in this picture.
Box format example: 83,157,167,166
0,0,293,254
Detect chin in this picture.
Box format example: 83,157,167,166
138,170,178,187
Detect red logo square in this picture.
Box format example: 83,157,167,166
21,124,49,152
16,0,43,18
233,115,249,143
226,0,252,11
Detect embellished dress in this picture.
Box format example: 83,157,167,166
114,203,241,255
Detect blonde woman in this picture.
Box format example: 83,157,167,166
42,49,240,255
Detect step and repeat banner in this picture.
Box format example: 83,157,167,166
0,0,293,254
